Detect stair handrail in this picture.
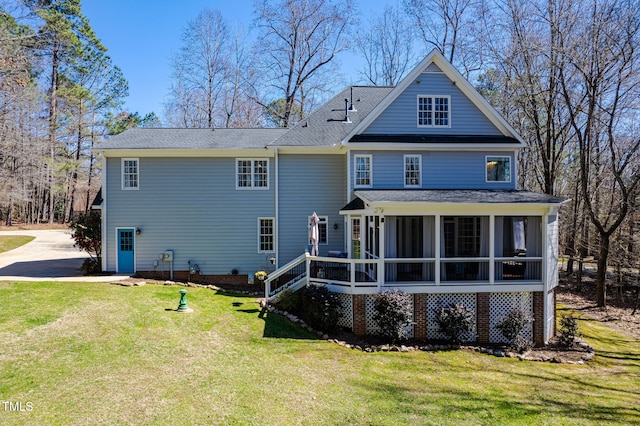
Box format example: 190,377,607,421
265,252,309,299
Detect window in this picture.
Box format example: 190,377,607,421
418,95,450,127
443,216,482,257
352,218,361,259
354,155,372,188
122,158,139,190
258,218,274,252
237,159,269,189
309,215,328,245
486,156,511,182
404,155,421,188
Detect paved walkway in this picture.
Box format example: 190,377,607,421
0,230,128,282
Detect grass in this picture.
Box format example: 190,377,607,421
0,282,638,425
0,236,35,254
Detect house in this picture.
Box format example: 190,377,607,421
96,50,566,345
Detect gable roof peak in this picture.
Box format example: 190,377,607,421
342,49,526,147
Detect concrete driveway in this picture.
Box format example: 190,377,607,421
0,229,128,282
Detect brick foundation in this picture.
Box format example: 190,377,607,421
136,270,249,286
476,293,490,345
414,294,428,340
533,291,544,346
353,295,367,336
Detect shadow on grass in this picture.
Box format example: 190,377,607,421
226,296,317,340
348,371,638,424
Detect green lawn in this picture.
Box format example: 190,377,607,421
0,235,35,254
0,282,638,425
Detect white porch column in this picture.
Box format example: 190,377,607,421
489,214,495,285
435,214,441,285
378,215,385,290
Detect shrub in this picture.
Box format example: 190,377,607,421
372,290,413,342
558,313,580,347
70,212,101,262
80,258,102,275
297,284,342,332
274,288,301,314
496,309,534,353
435,303,475,343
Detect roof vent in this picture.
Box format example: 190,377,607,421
343,98,352,123
348,87,357,112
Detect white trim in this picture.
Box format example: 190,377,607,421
274,148,279,267
485,155,512,183
257,217,275,253
236,158,270,190
101,152,107,272
403,154,422,188
121,158,139,190
341,49,526,147
353,154,372,188
417,95,451,128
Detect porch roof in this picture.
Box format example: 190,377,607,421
342,189,567,211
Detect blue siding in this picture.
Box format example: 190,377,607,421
363,71,502,136
278,154,347,263
350,151,516,190
105,157,276,276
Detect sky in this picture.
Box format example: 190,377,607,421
82,0,391,120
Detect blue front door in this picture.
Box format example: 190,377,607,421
117,229,135,273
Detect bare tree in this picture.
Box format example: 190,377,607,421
483,0,573,196
167,9,228,128
253,0,355,127
558,0,640,307
404,0,485,75
355,4,417,86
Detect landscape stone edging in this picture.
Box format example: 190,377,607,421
265,304,596,364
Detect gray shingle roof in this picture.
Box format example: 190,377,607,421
352,189,567,206
98,128,288,150
270,86,395,146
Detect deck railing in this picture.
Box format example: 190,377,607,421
266,254,545,298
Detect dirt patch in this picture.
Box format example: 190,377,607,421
0,223,69,231
557,271,640,342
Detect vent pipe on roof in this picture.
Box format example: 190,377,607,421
343,98,352,123
349,87,357,111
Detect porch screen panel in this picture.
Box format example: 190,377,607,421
423,216,435,257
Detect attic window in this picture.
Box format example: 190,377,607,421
418,95,450,127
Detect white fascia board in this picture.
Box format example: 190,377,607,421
270,145,344,155
359,201,562,216
99,148,277,158
343,143,521,152
341,49,526,147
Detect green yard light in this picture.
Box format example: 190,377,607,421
176,289,193,313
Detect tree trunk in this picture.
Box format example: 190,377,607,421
595,234,610,307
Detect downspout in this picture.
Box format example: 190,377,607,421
274,147,279,268
101,152,107,272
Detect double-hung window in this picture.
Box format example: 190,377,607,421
122,158,139,190
417,95,450,127
258,218,274,252
486,156,511,182
354,155,372,188
308,215,328,245
237,159,269,189
404,155,421,188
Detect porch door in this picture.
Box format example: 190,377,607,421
397,216,423,280
117,228,135,273
365,216,379,278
